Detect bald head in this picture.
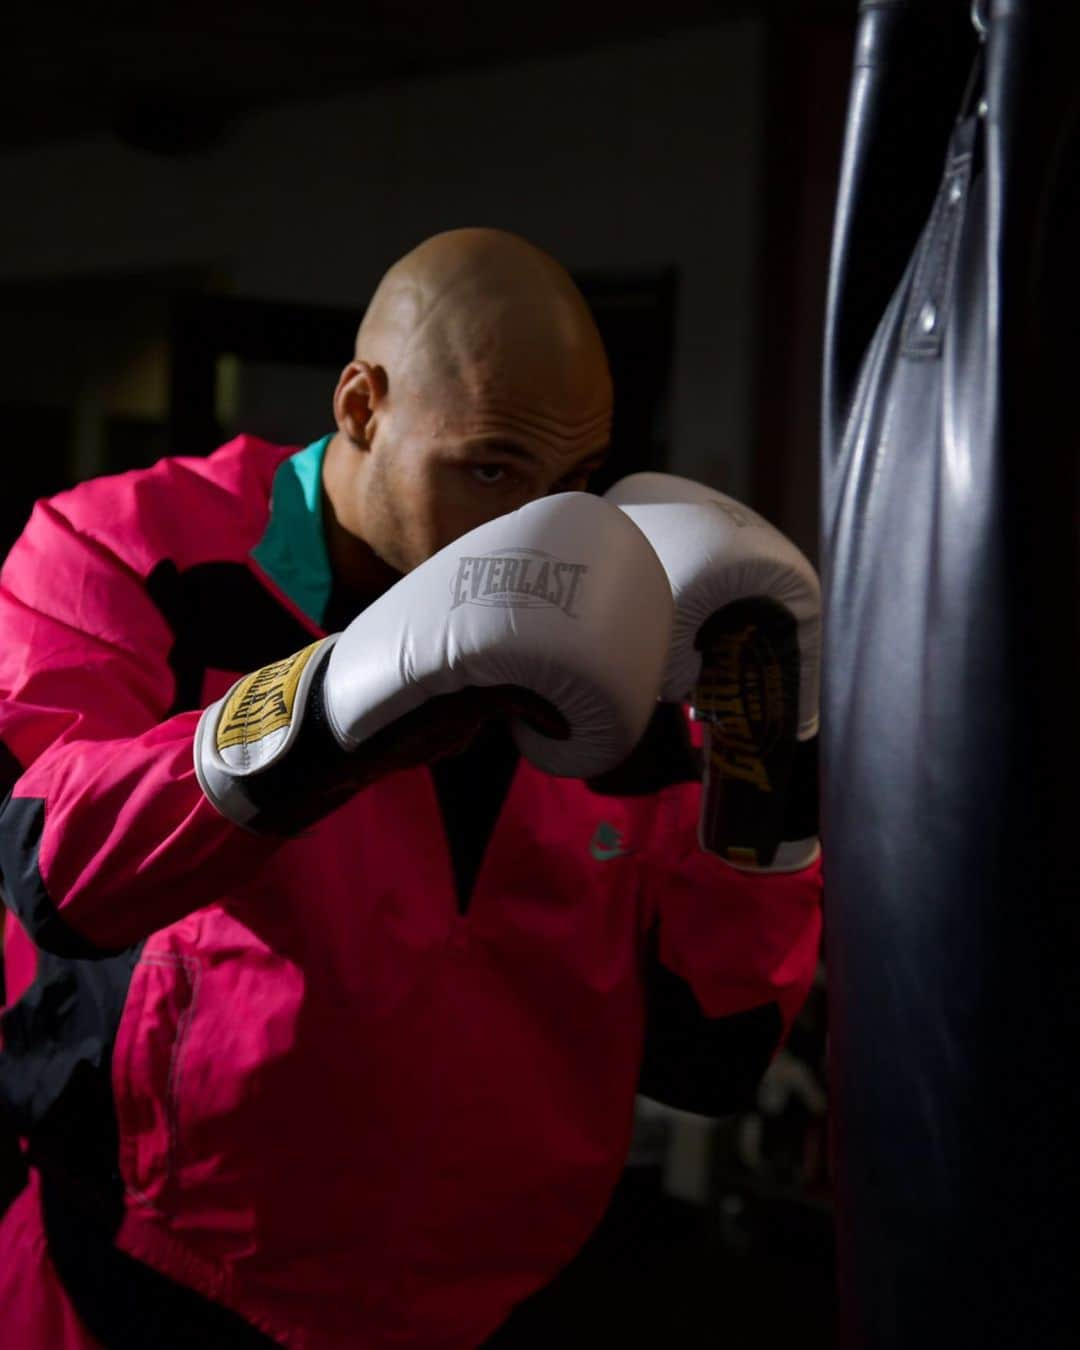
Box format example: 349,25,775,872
325,229,614,592
354,227,611,432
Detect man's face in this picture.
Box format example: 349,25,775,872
363,371,611,574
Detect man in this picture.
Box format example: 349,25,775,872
0,229,822,1348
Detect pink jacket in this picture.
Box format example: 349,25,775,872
0,436,822,1348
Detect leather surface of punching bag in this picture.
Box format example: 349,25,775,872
822,2,1080,1347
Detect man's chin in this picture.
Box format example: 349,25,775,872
397,542,446,573
376,531,463,575
369,543,409,581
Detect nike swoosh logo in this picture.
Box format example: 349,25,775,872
590,823,629,862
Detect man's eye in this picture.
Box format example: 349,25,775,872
471,465,509,485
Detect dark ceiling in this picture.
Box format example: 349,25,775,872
7,2,854,155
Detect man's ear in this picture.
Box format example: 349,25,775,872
333,360,389,447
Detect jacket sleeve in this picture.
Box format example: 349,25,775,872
636,771,823,1118
0,499,279,958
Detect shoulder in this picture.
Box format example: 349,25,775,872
41,435,296,578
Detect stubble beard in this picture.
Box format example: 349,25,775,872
364,454,417,576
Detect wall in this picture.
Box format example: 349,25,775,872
0,21,767,494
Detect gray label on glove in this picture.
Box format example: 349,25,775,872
450,549,588,617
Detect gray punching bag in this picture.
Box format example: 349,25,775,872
822,2,1080,1347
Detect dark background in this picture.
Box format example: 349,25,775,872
2,3,859,1344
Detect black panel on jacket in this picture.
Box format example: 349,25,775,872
431,721,521,915
0,797,140,1228
639,929,782,1116
0,737,23,1007
42,1178,277,1349
0,740,21,800
1,942,141,1226
432,699,702,913
146,559,318,714
0,742,120,1222
0,742,26,1214
0,796,123,960
0,1126,25,1219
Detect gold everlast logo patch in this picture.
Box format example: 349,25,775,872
694,597,800,867
449,548,588,618
217,641,323,751
695,623,781,793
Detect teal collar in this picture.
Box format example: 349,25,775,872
251,435,333,628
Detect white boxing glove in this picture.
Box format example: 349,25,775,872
195,492,673,833
605,472,821,872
